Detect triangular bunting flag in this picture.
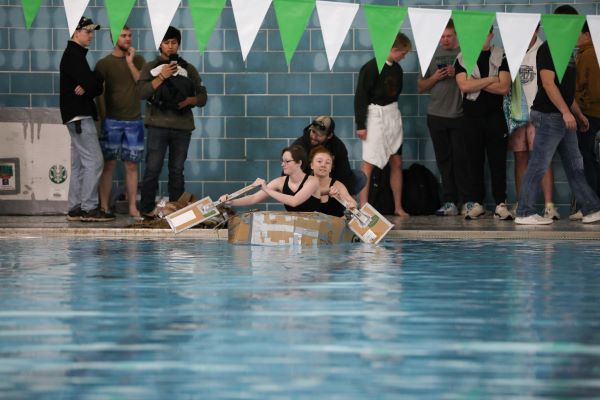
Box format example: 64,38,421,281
22,0,42,29
64,0,90,37
188,0,226,54
316,0,359,70
452,10,496,76
541,13,585,82
363,4,408,72
496,12,540,82
147,0,181,50
587,16,600,70
231,0,272,61
273,0,315,65
408,7,451,77
105,0,136,47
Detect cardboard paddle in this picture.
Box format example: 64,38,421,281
165,184,258,233
333,195,394,244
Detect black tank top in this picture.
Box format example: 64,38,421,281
319,179,346,217
282,174,321,212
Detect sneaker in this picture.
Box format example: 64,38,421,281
66,206,83,221
510,202,518,215
569,210,583,221
435,202,459,216
464,202,485,219
543,203,560,220
515,214,553,225
582,210,600,224
494,203,513,220
80,208,116,222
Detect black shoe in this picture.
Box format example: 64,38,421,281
81,208,116,222
66,207,83,221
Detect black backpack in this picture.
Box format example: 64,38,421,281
368,164,394,215
401,163,441,215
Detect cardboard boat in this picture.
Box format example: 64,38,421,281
228,211,355,246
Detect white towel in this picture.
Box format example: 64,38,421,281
362,102,403,169
150,64,188,78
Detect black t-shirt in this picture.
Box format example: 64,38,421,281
531,41,576,113
454,50,509,116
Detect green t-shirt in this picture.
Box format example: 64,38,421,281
95,53,145,120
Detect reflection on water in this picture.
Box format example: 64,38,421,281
1,238,600,399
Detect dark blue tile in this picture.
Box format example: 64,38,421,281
247,139,288,160
204,95,245,117
269,117,309,139
203,138,245,159
0,94,30,107
185,160,225,181
226,73,266,94
268,73,309,94
247,95,288,116
1,51,29,70
202,73,224,95
330,117,356,139
226,117,268,138
267,30,310,52
204,51,246,72
31,95,59,107
290,95,331,116
399,95,419,117
226,161,268,181
224,30,266,52
311,73,354,94
332,95,354,117
194,117,225,138
0,73,8,92
246,52,288,72
11,73,53,93
0,29,7,49
186,138,203,160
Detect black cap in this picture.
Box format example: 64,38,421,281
162,26,181,44
76,16,100,31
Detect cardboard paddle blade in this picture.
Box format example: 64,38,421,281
165,196,220,233
347,203,394,244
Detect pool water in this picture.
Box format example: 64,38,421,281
1,238,600,399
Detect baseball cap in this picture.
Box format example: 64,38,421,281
310,116,334,135
76,16,100,31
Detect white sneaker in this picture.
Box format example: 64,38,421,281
464,202,485,219
543,203,561,220
515,214,554,225
569,210,583,221
582,210,600,224
494,203,514,220
436,202,459,216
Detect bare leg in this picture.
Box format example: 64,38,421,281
359,161,375,207
124,161,140,217
513,151,528,198
389,154,408,217
99,159,116,212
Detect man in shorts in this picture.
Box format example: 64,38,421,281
504,27,559,219
95,26,146,218
354,32,412,217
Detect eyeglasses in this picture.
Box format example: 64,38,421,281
281,159,295,165
311,121,328,132
309,128,327,137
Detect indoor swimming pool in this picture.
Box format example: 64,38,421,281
1,237,599,399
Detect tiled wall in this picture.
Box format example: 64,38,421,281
1,0,599,211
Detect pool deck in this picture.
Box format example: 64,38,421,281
2,213,600,240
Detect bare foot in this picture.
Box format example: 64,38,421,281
394,208,409,218
129,208,142,218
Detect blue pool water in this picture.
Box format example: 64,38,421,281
1,238,600,399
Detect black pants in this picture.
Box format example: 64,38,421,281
427,115,469,204
577,115,600,197
464,111,508,205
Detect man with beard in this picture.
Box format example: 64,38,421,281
95,26,146,218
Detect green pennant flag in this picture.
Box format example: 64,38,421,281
188,0,226,54
541,13,585,82
273,0,315,65
452,10,496,76
363,4,408,72
22,0,42,29
105,0,136,47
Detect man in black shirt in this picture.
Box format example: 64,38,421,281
454,26,511,220
515,5,600,225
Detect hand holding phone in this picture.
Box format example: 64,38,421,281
169,54,178,65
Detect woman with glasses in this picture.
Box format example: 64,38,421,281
219,145,321,211
309,146,357,217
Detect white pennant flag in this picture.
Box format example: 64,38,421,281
231,0,272,61
497,12,540,82
316,1,359,70
63,0,90,37
408,8,451,77
147,0,181,50
587,16,600,69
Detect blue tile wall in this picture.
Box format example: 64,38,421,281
1,0,598,210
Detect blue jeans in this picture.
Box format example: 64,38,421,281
66,118,103,212
140,126,192,214
577,115,600,197
517,111,600,217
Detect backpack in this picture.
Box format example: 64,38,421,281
401,163,441,215
368,164,395,215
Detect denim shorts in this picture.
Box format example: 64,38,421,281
100,118,145,163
